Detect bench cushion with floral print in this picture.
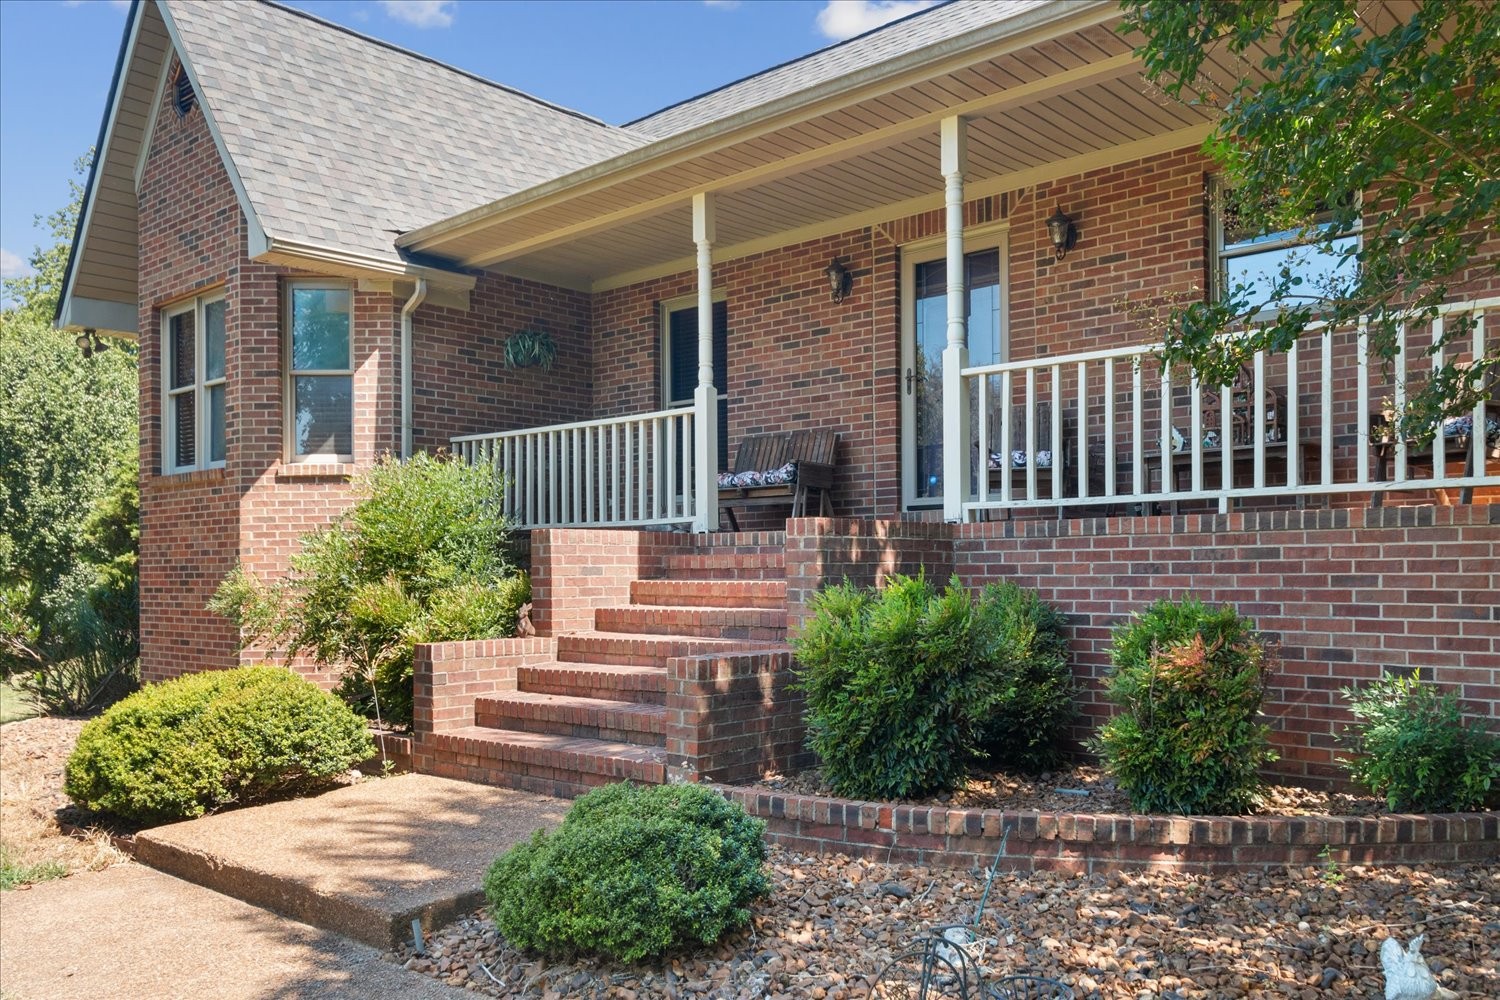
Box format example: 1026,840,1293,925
717,461,798,489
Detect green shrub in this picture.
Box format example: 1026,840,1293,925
793,574,1074,799
1340,673,1500,812
64,665,373,824
211,453,524,727
1092,598,1276,814
973,582,1076,772
484,783,768,961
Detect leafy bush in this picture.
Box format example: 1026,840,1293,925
65,665,373,824
973,582,1076,772
1093,598,1276,814
211,453,524,727
484,783,768,961
1340,673,1500,812
793,574,1074,799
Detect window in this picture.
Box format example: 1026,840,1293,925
286,282,353,462
661,297,729,472
162,293,227,473
172,68,196,118
1212,180,1358,313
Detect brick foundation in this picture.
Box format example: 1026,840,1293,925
717,786,1500,873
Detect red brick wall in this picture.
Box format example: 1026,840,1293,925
666,650,811,785
410,272,594,454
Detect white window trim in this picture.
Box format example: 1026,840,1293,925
899,222,1010,511
284,279,355,465
1209,177,1362,310
659,290,726,409
160,291,227,475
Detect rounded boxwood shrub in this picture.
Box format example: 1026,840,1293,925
1341,672,1500,812
1092,597,1276,815
484,782,768,962
793,574,1075,799
65,665,374,825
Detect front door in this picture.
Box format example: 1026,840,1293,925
663,299,729,473
901,244,1004,510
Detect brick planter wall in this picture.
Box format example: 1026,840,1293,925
411,637,553,737
529,529,687,636
666,650,812,785
716,786,1500,874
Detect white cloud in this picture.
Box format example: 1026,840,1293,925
0,249,32,280
378,0,455,29
815,0,936,41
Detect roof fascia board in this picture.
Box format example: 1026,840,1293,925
154,0,270,257
590,122,1213,294
56,296,139,338
400,0,1116,254
132,45,173,192
469,47,1144,270
258,237,477,292
54,0,143,329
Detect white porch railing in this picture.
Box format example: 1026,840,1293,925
452,406,699,530
962,297,1499,519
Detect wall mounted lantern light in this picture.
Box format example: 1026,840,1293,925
75,329,106,358
824,258,852,303
1045,206,1077,260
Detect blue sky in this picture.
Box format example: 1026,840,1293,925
0,0,939,289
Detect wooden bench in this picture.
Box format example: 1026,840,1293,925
718,429,838,530
1370,400,1500,506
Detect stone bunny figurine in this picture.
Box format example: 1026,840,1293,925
1380,935,1458,1000
515,602,536,638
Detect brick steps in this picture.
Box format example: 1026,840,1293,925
517,661,667,705
593,605,786,641
475,691,666,746
630,578,786,609
555,631,773,667
661,552,785,580
427,727,665,797
420,531,790,798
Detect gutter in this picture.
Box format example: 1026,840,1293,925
399,278,428,460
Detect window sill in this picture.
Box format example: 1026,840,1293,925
276,462,356,481
152,467,227,490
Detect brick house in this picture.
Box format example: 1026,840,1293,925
59,0,1498,795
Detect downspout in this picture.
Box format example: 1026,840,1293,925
399,278,428,459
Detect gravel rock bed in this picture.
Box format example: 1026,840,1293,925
389,847,1499,999
753,766,1395,818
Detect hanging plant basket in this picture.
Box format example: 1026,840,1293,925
502,328,557,371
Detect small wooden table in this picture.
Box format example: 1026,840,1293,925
1144,441,1320,513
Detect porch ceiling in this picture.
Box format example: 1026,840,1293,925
403,2,1415,294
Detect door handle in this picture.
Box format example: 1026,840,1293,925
905,367,916,395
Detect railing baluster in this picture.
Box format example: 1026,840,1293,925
1077,360,1088,499
1051,363,1063,501
665,414,678,519
1474,309,1487,487
1286,339,1299,488
1394,322,1408,483
1221,377,1234,498
1159,369,1172,498
1104,357,1116,497
637,419,648,520
571,427,582,524
1190,373,1202,493
1131,359,1144,498
1321,327,1333,487
1025,368,1038,501
1431,316,1445,481
1253,350,1266,490
610,423,620,523
526,433,537,528
1000,371,1013,504
976,373,990,506
1357,320,1371,486
682,410,696,519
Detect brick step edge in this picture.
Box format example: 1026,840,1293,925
426,727,666,785
630,578,787,609
517,662,668,704
554,632,775,666
474,693,666,746
594,605,786,642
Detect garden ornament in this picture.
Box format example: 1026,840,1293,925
516,602,536,638
1380,935,1458,1000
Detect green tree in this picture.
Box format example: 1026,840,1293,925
0,152,140,704
1122,1,1499,434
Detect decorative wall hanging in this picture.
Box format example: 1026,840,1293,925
502,328,557,371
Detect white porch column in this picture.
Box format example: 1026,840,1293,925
692,191,720,533
940,116,970,522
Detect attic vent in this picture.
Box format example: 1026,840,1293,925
173,69,197,118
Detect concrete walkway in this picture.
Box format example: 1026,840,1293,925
133,773,570,949
0,864,468,1000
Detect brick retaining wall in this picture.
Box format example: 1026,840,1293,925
666,650,812,785
716,786,1500,874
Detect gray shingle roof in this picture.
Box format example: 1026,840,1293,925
164,0,647,267
624,0,1048,138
